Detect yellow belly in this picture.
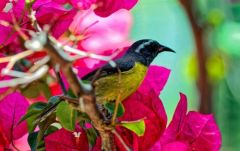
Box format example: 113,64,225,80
94,62,147,104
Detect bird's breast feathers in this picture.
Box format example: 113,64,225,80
94,62,148,103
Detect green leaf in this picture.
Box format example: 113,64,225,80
19,102,48,132
56,102,77,131
120,119,145,136
63,3,73,10
28,131,38,151
85,128,98,145
34,114,56,150
45,125,60,136
27,131,45,151
19,102,47,124
104,102,125,117
20,81,51,99
79,121,97,146
21,83,41,98
39,82,51,99
19,97,60,133
25,0,36,4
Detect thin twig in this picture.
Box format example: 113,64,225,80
0,56,49,99
0,50,34,72
49,35,119,67
28,56,50,73
0,65,49,88
54,64,67,95
10,12,29,41
112,129,131,151
0,50,33,63
111,69,122,125
60,96,79,105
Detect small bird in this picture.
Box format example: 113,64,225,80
36,39,174,122
83,39,174,104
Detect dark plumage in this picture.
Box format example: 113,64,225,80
83,39,174,81
81,39,174,103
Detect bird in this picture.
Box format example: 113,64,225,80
35,39,174,122
83,39,174,104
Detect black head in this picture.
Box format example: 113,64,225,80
128,39,175,66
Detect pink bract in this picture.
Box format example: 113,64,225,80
70,9,132,53
160,141,190,151
70,0,96,10
94,0,138,17
12,134,30,151
0,125,9,150
179,111,222,151
0,0,26,46
0,92,29,142
33,0,77,38
45,127,89,151
152,94,222,151
70,9,132,76
68,0,138,17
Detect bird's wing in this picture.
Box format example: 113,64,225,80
82,55,135,81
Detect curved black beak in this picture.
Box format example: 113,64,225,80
158,47,175,53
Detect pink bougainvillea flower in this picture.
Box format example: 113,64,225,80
0,125,9,150
0,92,29,140
12,133,30,151
45,127,89,151
70,9,132,53
0,0,77,46
69,0,96,10
67,0,138,17
0,0,27,46
0,92,29,149
49,82,63,96
69,9,132,76
160,141,190,151
179,112,221,151
33,0,77,38
94,0,138,17
159,94,188,145
151,94,222,151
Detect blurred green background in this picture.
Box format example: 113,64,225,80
130,0,240,150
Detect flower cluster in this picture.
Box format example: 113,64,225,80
0,0,221,150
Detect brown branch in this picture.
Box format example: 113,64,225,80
43,37,115,150
180,0,212,113
112,130,131,151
